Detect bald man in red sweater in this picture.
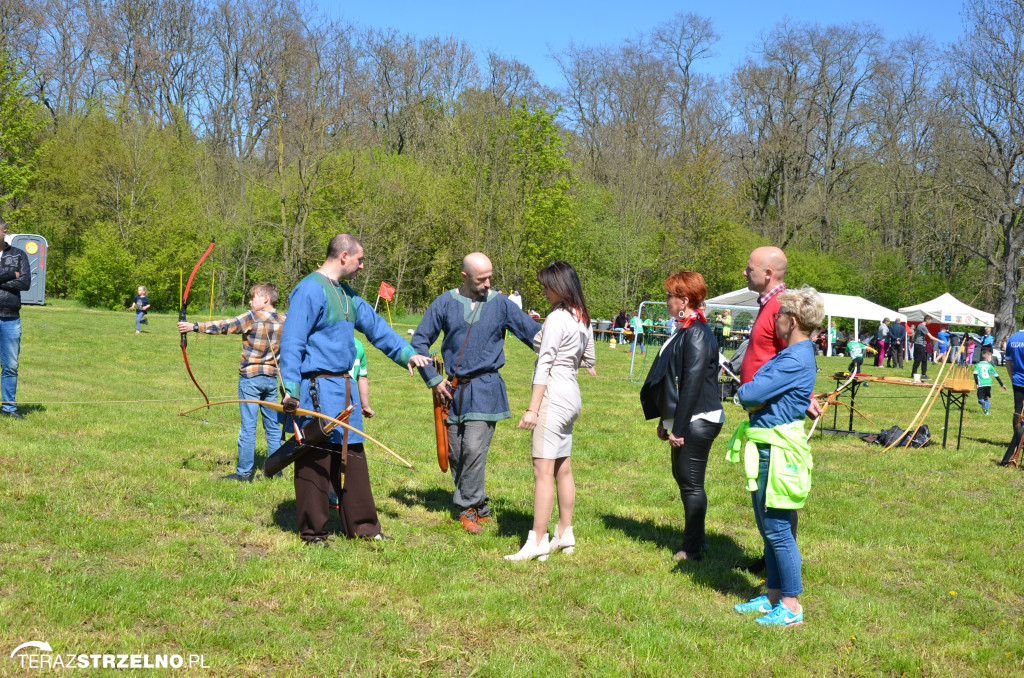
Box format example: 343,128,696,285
736,245,821,573
740,246,789,384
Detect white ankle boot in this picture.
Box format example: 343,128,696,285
504,530,550,561
549,525,575,555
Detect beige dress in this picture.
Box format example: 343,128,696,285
531,308,596,459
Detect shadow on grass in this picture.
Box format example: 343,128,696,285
389,488,536,536
15,403,46,416
490,504,534,538
271,498,352,538
271,500,298,534
600,513,756,597
389,487,453,516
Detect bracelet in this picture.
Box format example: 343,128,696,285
525,409,537,414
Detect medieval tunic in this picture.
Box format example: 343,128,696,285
413,289,542,422
281,273,415,444
530,308,596,459
279,272,416,541
413,288,541,515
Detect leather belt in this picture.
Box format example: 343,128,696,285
303,370,351,380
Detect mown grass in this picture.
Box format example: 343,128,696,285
1,300,1023,676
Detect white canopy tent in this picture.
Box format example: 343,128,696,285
706,289,905,355
898,292,994,328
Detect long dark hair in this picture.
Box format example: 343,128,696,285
537,260,590,325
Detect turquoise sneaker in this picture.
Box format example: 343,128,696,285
755,601,803,627
734,595,772,614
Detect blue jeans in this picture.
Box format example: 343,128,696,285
135,311,147,331
0,317,21,413
752,446,803,597
237,375,283,475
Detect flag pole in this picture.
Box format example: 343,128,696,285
385,298,393,327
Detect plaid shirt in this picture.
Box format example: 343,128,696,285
197,309,286,378
759,283,787,308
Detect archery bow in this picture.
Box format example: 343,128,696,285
179,240,216,407
178,399,416,470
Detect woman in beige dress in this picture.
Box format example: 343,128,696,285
506,261,596,561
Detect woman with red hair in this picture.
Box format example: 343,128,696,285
639,270,724,561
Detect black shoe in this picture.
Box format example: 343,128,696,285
734,556,767,574
220,472,253,482
305,536,329,547
1,409,25,420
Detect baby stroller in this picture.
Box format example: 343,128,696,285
718,340,746,400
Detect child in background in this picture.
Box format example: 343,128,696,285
177,283,286,481
936,326,950,361
965,335,977,365
628,311,646,355
354,337,374,419
974,347,1006,415
331,338,374,509
846,336,876,375
131,286,151,334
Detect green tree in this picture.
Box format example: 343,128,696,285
0,49,44,214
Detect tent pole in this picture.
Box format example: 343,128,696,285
827,314,832,356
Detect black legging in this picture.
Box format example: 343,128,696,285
913,345,928,378
670,418,725,556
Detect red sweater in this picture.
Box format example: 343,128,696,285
740,293,787,384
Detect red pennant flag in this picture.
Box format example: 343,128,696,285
378,281,396,301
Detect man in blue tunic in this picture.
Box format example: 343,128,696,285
412,253,542,533
280,234,430,545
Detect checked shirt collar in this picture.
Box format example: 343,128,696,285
759,283,786,308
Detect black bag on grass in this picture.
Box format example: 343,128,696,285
877,424,931,448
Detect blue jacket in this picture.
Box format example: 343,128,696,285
280,273,415,444
412,289,541,422
737,339,817,429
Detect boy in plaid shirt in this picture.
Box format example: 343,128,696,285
178,283,286,481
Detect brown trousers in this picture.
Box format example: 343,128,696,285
294,441,381,541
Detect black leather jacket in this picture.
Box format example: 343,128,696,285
639,321,721,437
0,242,31,318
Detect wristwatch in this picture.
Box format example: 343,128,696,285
193,323,199,332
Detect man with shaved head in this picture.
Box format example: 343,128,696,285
279,233,431,545
740,246,790,384
412,253,542,533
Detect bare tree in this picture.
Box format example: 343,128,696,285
947,0,1024,341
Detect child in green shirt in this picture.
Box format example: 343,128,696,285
974,348,1006,415
846,338,876,375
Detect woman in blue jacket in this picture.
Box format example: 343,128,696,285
731,286,824,627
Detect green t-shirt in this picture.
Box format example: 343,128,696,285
974,361,995,387
353,337,368,378
722,314,731,337
630,316,644,334
847,340,866,359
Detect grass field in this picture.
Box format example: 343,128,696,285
2,300,1023,676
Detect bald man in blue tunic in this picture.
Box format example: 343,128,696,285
413,253,542,533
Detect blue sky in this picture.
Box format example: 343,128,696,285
330,0,966,87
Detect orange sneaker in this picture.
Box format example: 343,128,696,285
459,508,483,534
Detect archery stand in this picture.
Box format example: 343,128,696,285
820,372,972,450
